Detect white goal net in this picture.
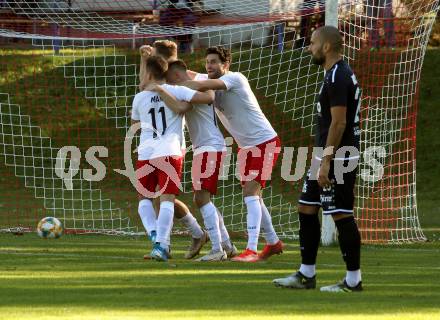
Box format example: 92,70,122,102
0,0,437,242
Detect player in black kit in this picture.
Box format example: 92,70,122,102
273,26,363,292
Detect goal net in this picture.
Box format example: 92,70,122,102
0,0,437,242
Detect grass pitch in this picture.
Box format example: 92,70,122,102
0,232,439,320
0,37,439,320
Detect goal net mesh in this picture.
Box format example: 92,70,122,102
0,0,437,242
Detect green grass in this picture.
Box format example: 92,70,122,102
0,232,439,320
416,48,440,229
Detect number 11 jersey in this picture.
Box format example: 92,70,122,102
131,85,196,160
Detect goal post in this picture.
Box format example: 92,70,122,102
321,0,339,246
0,0,437,243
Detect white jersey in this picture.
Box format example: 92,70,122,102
185,73,226,154
215,71,277,147
131,84,196,160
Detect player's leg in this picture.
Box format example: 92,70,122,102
152,195,207,258
174,199,203,238
136,160,159,251
193,189,227,261
319,213,362,292
149,155,183,262
233,137,282,262
257,137,283,260
151,193,176,262
191,151,229,261
258,193,284,260
138,195,157,242
273,170,320,289
230,179,262,262
272,204,320,289
320,167,362,292
174,198,208,259
216,207,237,258
174,198,207,254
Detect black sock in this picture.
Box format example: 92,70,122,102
298,212,321,265
335,216,361,271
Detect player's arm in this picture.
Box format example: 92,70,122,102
183,79,227,92
323,107,347,162
139,45,153,90
190,90,215,105
318,106,346,188
322,71,350,163
130,110,141,134
318,71,349,188
130,95,141,127
149,84,193,114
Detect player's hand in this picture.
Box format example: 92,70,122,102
317,160,331,189
139,45,153,58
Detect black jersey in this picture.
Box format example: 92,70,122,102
315,60,361,150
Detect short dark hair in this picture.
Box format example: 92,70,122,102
168,59,188,72
145,56,168,80
153,40,178,60
206,46,232,64
316,26,343,53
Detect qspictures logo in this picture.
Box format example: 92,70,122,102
54,123,387,197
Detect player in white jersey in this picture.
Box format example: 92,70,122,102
138,41,210,259
132,56,214,261
183,46,284,262
140,41,237,260
163,59,236,261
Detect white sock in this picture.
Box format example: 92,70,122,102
245,195,262,252
156,201,174,250
346,270,362,287
178,212,204,239
216,208,232,248
138,199,156,235
200,202,222,252
299,264,316,278
260,199,279,245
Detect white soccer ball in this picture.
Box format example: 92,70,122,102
37,217,63,239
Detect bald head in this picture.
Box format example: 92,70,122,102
315,26,343,54
309,26,343,67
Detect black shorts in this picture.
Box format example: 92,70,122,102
299,162,357,215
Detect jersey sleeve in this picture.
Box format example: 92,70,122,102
327,69,350,108
219,73,242,91
163,85,197,102
131,94,141,120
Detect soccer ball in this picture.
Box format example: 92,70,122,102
37,217,63,239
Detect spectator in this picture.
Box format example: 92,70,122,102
295,0,325,49
159,0,200,53
365,0,396,50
